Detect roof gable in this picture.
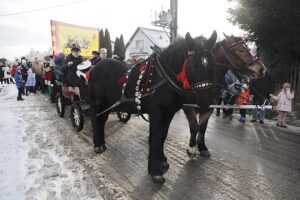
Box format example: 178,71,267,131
125,27,170,50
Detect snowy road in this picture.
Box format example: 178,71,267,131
0,84,299,200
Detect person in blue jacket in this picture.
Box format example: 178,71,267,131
14,67,25,100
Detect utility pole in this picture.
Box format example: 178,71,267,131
170,0,178,42
151,0,178,43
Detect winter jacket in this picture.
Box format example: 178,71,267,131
18,64,29,81
53,53,65,81
32,61,43,75
26,71,36,87
237,89,251,105
4,66,12,79
91,56,101,65
0,64,4,79
14,72,25,88
272,89,294,112
64,54,83,86
11,64,17,76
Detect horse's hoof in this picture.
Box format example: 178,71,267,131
151,175,165,184
94,145,107,154
161,161,169,173
187,146,196,158
200,150,211,157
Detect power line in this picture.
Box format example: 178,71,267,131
0,0,89,17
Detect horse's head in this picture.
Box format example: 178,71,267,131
185,31,217,107
217,34,266,79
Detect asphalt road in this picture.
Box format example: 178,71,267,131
1,84,299,200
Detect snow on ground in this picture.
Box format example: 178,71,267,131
0,84,105,200
0,84,27,199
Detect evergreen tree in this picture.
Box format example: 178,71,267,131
105,28,112,58
114,37,120,56
119,34,125,58
99,29,105,48
228,0,300,78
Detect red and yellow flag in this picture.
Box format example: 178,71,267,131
51,20,99,58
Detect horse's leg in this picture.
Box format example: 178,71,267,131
160,111,176,172
148,109,171,184
93,113,109,153
90,102,109,154
183,107,199,158
197,109,213,157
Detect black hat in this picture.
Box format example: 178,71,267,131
92,50,100,55
71,47,80,52
70,43,81,52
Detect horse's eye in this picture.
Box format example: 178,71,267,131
240,49,245,53
202,57,208,67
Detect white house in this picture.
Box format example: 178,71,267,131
125,27,170,61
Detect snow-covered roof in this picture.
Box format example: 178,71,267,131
139,27,170,48
125,27,170,49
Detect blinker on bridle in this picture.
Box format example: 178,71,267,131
187,51,209,67
183,50,213,91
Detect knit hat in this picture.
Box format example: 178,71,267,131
283,83,291,89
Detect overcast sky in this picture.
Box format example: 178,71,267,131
0,0,243,60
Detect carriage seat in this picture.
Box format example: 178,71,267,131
76,60,92,85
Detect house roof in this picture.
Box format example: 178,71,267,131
125,27,170,50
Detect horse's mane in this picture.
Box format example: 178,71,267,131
160,36,207,73
160,38,187,72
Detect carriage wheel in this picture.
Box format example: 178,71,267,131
70,102,84,132
56,92,65,118
117,111,131,123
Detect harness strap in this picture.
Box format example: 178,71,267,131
96,79,167,117
221,45,244,69
154,53,189,95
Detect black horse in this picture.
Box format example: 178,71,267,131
183,34,267,158
88,31,217,183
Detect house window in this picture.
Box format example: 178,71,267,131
135,40,144,52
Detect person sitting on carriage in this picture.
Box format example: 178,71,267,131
61,45,83,86
99,48,108,60
63,45,91,99
91,50,101,65
53,52,65,82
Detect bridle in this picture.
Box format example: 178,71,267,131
154,49,214,95
217,40,260,70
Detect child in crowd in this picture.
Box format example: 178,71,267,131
14,67,25,100
270,83,295,128
237,84,252,123
26,68,36,95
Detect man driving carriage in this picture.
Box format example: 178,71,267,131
61,45,83,86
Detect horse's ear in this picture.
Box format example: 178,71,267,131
223,32,229,39
185,32,194,50
206,30,217,51
223,32,234,43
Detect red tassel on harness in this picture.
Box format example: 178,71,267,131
118,75,126,85
176,59,191,89
139,64,146,72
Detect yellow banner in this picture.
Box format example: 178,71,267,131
51,20,99,58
